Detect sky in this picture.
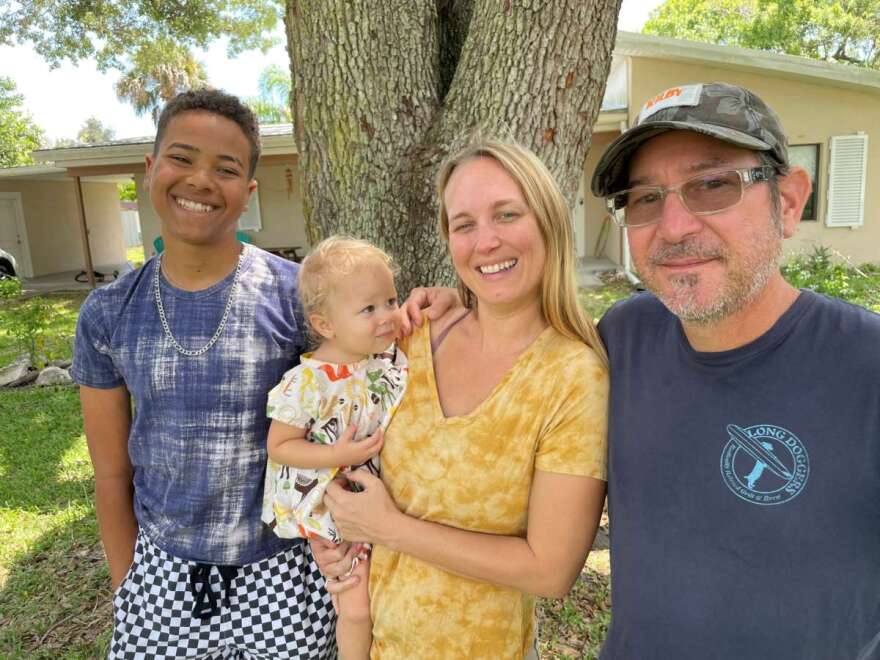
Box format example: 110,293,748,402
0,0,665,143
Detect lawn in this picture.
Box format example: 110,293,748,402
1,255,877,658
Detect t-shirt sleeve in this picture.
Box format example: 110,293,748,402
534,346,608,480
71,291,124,389
266,364,320,428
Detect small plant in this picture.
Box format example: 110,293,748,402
3,296,53,366
0,275,22,300
782,245,880,312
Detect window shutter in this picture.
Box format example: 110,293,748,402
826,134,868,228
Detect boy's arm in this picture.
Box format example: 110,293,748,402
267,420,384,469
80,385,137,589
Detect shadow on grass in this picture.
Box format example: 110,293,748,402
0,386,112,658
0,387,91,511
0,514,112,658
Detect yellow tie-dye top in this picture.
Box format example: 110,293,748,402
370,320,608,659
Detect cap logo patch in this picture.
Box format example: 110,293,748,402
638,84,703,124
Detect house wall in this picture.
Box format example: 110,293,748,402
619,56,880,265
136,158,308,259
583,130,622,262
0,179,125,276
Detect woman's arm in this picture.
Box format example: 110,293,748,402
80,385,137,589
325,468,605,598
267,420,384,469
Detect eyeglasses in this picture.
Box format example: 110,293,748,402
604,166,776,228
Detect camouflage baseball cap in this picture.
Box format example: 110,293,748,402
591,82,789,197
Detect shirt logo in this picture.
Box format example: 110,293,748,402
720,424,809,505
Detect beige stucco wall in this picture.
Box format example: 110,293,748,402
616,56,880,265
583,130,623,263
0,179,125,277
136,158,308,259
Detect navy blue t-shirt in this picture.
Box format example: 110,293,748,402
73,245,306,565
598,290,880,659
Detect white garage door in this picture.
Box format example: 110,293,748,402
0,194,32,278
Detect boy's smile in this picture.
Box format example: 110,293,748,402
145,111,257,250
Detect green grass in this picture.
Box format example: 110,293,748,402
0,387,111,658
580,275,636,322
125,245,145,269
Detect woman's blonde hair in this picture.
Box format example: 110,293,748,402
299,235,398,340
436,138,607,364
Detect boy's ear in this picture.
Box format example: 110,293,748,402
308,312,334,340
243,179,257,209
144,153,154,188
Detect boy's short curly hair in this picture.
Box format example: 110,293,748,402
299,236,398,340
154,89,261,178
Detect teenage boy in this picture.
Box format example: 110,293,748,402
73,90,335,659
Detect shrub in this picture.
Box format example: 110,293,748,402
782,246,880,312
2,296,53,366
0,276,22,300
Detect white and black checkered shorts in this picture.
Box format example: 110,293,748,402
110,531,336,659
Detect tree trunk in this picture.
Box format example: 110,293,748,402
285,0,622,294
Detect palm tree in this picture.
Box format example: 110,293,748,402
115,39,209,125
245,64,292,124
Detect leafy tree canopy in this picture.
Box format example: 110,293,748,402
0,77,45,168
0,1,281,71
245,64,292,123
115,39,210,124
644,0,880,69
77,116,116,144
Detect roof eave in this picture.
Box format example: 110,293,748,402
614,31,880,93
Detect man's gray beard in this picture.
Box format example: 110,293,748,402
645,224,783,325
663,254,777,325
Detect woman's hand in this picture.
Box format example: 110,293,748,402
398,287,461,336
324,469,402,546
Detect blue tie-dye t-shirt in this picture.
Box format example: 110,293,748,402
73,245,306,565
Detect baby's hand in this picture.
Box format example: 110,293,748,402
331,424,384,467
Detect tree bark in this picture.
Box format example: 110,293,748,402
285,0,622,294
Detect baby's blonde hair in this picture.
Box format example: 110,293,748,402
299,235,398,340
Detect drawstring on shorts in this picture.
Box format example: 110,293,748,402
189,563,240,619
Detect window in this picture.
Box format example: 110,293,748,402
789,144,819,221
238,185,262,232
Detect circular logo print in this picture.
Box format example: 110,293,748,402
720,424,809,506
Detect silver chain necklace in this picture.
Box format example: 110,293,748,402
154,248,244,357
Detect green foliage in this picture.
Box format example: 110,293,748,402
782,245,880,311
644,0,880,69
0,276,22,300
118,181,137,202
0,292,84,367
115,39,211,124
245,64,292,123
0,77,45,168
0,1,281,72
2,297,52,366
77,116,116,144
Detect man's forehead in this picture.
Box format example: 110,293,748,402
627,131,758,182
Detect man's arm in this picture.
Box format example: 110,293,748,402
80,385,136,588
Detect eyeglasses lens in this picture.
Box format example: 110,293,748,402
610,170,746,227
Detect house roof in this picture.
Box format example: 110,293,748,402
0,164,68,180
32,123,297,170
615,31,880,93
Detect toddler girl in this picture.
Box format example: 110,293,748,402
261,236,407,659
